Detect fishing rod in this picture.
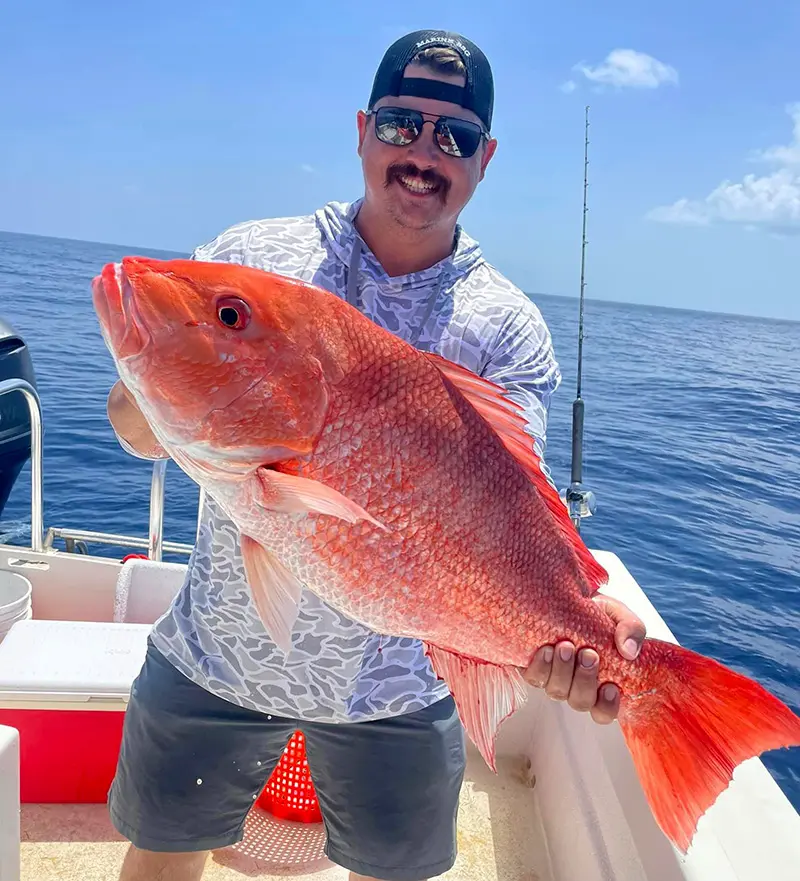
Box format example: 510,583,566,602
564,105,596,533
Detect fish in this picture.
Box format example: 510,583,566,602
92,255,800,854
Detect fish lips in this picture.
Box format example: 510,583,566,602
92,262,149,362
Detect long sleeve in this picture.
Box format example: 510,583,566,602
480,304,562,488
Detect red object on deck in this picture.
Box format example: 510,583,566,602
0,708,126,803
0,620,150,804
257,730,322,823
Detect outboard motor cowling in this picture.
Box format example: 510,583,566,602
0,316,38,520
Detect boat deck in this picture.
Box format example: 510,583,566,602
20,753,549,881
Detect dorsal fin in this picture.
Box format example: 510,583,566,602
425,351,608,597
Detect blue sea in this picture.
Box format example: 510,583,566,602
1,229,798,810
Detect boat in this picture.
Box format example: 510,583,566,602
0,316,799,881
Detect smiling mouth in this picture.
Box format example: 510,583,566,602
397,174,439,196
387,163,448,201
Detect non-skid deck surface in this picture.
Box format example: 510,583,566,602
20,755,552,881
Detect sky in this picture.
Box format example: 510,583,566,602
1,0,799,321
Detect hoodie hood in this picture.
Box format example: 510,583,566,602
314,199,486,295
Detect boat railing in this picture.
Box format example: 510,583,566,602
0,377,198,562
0,379,43,553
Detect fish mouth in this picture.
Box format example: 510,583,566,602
92,262,149,361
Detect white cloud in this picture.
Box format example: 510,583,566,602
750,103,800,166
646,199,710,226
575,49,678,90
560,80,577,94
300,164,316,174
648,104,800,234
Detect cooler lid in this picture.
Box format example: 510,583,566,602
0,619,151,702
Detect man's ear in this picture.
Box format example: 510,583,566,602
356,109,368,157
479,137,498,181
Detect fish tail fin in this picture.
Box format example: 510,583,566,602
619,639,800,853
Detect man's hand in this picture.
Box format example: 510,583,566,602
107,380,168,460
522,595,646,725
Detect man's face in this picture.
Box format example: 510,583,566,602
357,62,497,233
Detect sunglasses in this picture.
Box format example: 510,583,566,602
367,106,488,159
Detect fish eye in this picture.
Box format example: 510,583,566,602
216,296,251,330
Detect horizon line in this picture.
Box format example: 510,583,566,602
1,227,797,327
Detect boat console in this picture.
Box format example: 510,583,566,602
0,317,37,521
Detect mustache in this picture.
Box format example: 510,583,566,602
385,163,450,198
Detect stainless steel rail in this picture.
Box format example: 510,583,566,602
0,377,200,559
148,459,167,561
43,526,194,556
0,378,44,552
42,460,200,558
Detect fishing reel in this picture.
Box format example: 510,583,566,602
560,481,597,532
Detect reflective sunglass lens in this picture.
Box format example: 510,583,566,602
373,108,484,158
375,109,422,146
434,120,481,158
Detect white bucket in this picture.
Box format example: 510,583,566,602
0,570,33,643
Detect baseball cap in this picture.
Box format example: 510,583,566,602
367,29,495,132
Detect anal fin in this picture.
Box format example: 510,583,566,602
425,643,528,772
240,534,303,655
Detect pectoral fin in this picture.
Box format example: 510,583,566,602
240,534,303,654
252,466,386,530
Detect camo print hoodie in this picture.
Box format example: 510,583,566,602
137,199,562,723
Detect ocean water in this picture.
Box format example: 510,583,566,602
1,228,799,810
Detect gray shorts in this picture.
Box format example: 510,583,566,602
108,640,466,881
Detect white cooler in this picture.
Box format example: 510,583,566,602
0,618,151,803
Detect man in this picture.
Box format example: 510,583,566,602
107,29,646,881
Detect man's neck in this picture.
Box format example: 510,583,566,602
354,202,456,277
